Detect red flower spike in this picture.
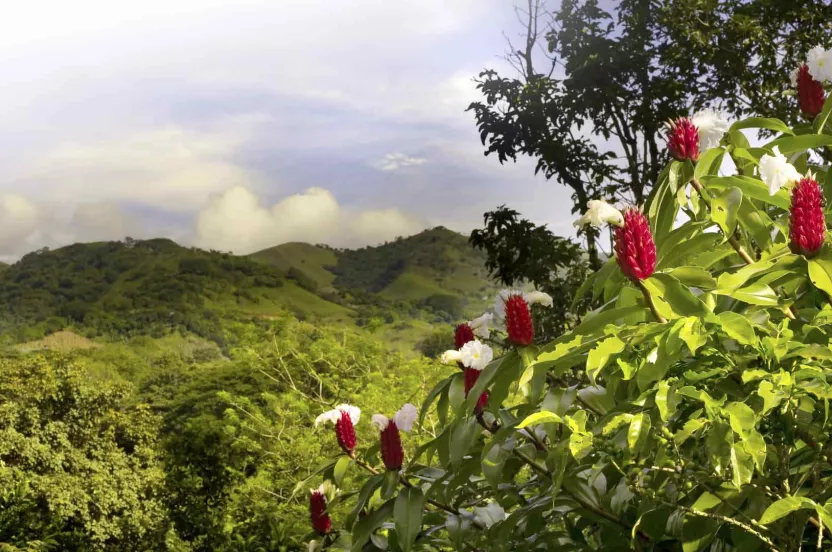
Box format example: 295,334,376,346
797,65,826,118
454,323,475,349
790,176,826,257
475,390,490,414
379,421,405,470
335,409,357,454
462,368,489,413
505,294,534,346
666,117,700,162
614,209,657,282
310,490,332,535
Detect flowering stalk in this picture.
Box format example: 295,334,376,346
789,174,826,258
796,65,826,117
309,485,332,535
372,404,417,471
666,118,700,162
504,294,534,346
315,404,360,455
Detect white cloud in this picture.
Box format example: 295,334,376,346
69,201,145,243
374,153,428,171
194,186,427,254
13,125,263,213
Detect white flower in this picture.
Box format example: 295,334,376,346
371,414,390,431
372,404,418,432
807,45,832,82
441,349,463,365
473,502,506,528
460,340,493,371
573,199,624,229
790,65,801,88
393,403,418,432
315,404,360,427
467,312,493,339
759,146,801,195
691,108,730,151
524,290,553,308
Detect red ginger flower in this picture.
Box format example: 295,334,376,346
373,404,417,471
666,117,700,162
454,323,474,349
315,404,360,454
504,294,534,346
789,174,826,257
310,486,332,535
614,209,656,282
463,368,489,414
797,65,826,118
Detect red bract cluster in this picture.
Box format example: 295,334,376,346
463,367,489,414
309,490,332,535
454,323,474,349
666,117,699,162
379,422,405,471
797,65,825,117
505,294,534,346
614,209,656,282
790,176,826,257
335,409,357,454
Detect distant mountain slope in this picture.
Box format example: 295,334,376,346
0,227,496,351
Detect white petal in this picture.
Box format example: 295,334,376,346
790,65,801,88
314,408,341,427
807,45,832,82
337,404,361,425
394,403,418,432
691,108,730,151
468,312,492,339
524,290,553,308
760,146,801,195
493,289,517,320
573,199,623,228
460,340,494,371
371,414,389,431
441,350,463,364
473,503,506,528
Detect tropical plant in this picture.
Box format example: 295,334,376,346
297,48,832,551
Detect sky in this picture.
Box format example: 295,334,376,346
0,0,579,260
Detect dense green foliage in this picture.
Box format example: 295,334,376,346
301,98,832,550
469,0,832,262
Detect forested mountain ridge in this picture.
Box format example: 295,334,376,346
0,228,498,352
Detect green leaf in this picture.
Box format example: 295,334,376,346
394,487,425,552
667,266,717,290
757,381,786,414
694,147,725,182
730,443,753,489
724,402,756,436
702,175,789,210
642,273,710,319
766,133,832,154
675,419,706,445
381,469,399,500
656,381,680,422
586,335,625,384
448,372,466,417
759,496,816,525
808,253,832,297
419,377,451,426
627,412,651,458
716,312,757,346
678,316,707,354
572,305,645,336
347,474,384,528
450,418,480,468
730,117,793,136
351,499,395,552
715,282,780,306
516,410,563,429
711,187,742,235
814,94,832,134
334,456,352,487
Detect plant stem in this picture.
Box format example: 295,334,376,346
669,503,780,552
637,280,667,323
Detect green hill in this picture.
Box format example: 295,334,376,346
0,227,496,352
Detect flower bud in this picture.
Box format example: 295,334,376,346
666,117,699,162
310,488,332,535
454,323,474,349
789,174,826,257
335,409,357,454
505,294,534,346
379,421,405,470
614,209,656,282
